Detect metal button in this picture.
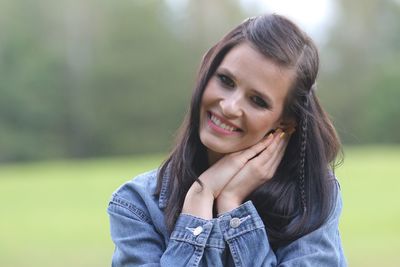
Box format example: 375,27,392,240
193,226,203,236
230,217,241,228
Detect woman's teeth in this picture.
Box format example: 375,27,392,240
210,113,238,132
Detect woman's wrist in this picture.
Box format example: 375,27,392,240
182,182,215,220
216,194,242,215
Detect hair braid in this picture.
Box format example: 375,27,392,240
298,96,309,213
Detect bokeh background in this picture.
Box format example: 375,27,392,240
1,0,399,266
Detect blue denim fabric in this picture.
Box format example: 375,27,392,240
107,169,346,266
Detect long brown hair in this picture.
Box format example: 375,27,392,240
156,14,341,249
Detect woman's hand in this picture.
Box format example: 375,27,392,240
197,132,276,198
182,133,275,219
216,129,291,214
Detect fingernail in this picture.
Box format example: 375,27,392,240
265,133,273,140
279,132,286,139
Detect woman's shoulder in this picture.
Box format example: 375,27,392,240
318,174,343,227
112,169,159,196
108,169,161,218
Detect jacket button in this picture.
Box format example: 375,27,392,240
230,217,241,228
193,226,203,236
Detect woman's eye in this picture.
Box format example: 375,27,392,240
217,74,235,88
251,96,268,108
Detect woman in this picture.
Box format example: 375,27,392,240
108,14,346,266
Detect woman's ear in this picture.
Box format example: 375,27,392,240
279,118,297,133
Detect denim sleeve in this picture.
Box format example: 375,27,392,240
217,183,346,267
108,195,215,267
217,201,278,266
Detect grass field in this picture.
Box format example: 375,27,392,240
0,146,399,267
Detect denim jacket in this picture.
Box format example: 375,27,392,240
107,169,346,266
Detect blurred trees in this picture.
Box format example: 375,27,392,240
0,0,399,162
0,0,244,161
318,0,400,143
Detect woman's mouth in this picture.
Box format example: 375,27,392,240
207,111,242,135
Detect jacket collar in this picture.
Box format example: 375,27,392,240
158,165,171,209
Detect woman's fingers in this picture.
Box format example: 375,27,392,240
254,131,282,161
250,129,290,178
199,128,292,200
237,132,274,160
216,129,292,205
198,136,273,196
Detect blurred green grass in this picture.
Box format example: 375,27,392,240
336,146,400,267
0,146,399,267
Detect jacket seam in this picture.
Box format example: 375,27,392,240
170,236,225,249
227,237,242,267
109,195,152,223
224,225,265,240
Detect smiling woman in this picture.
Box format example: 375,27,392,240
107,14,346,266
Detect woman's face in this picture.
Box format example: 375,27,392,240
199,42,295,161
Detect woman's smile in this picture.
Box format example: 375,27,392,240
206,111,243,136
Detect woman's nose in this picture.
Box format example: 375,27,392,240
219,94,243,118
